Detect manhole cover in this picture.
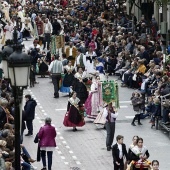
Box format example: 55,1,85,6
116,120,131,123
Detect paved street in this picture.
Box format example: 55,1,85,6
2,39,170,170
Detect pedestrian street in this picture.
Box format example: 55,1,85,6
22,64,170,170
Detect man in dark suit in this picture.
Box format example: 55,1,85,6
112,135,128,170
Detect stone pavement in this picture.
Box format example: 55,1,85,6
1,39,170,169
22,75,170,170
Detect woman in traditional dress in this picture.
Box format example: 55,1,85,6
85,46,97,75
85,76,103,119
72,67,88,104
63,91,85,131
22,23,31,40
127,136,139,168
60,60,75,94
130,137,150,170
4,21,14,40
94,57,106,81
38,57,48,77
23,14,33,40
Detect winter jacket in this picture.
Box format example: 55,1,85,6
38,124,57,147
24,99,37,120
132,97,145,112
153,104,161,116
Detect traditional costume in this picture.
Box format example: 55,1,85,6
128,145,150,170
17,6,25,23
95,61,106,81
74,53,86,72
63,97,85,127
4,22,14,40
24,16,33,35
72,72,88,104
85,51,97,74
84,80,103,119
65,46,77,65
35,17,44,45
60,65,75,93
1,1,10,22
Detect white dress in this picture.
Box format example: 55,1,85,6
85,51,97,74
4,24,14,40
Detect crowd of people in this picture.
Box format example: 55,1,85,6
0,0,169,169
0,78,38,169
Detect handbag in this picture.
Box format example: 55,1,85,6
34,133,39,143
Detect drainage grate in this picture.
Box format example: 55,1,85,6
116,119,132,123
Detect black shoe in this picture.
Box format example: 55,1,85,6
107,146,111,151
131,123,136,126
151,124,155,128
138,122,143,125
54,96,59,98
41,168,47,170
25,133,33,136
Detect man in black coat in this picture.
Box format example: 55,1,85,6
112,135,128,170
52,18,62,35
24,94,37,136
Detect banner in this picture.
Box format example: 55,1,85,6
56,35,62,49
51,35,56,54
56,35,64,49
101,80,119,108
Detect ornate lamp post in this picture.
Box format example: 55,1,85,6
8,49,31,170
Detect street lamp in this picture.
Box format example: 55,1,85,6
8,50,31,170
8,51,31,87
6,30,31,170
